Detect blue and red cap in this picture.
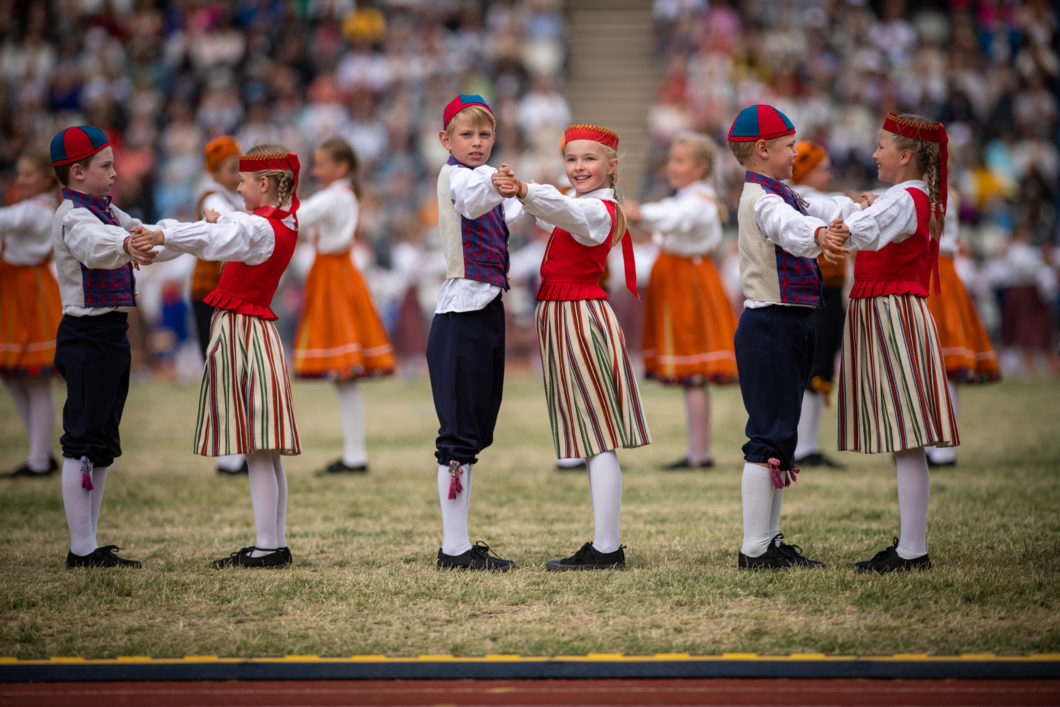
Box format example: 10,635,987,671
727,105,796,142
443,94,493,130
50,125,111,166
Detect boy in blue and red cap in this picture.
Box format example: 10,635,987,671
50,125,157,569
428,94,524,570
727,105,849,570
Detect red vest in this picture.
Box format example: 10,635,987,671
850,187,939,299
536,201,637,301
204,207,298,320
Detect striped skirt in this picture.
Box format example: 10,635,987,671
0,260,61,376
195,310,300,456
926,256,1000,383
293,253,395,379
535,298,651,459
642,252,738,386
838,294,958,454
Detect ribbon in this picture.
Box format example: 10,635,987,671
80,456,94,491
619,228,639,300
767,457,799,490
447,460,463,500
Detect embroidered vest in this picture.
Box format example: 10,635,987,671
850,187,939,299
62,187,135,308
436,157,510,290
204,207,298,320
536,201,638,301
737,173,822,306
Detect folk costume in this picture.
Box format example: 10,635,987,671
522,123,649,569
1,189,61,475
51,125,145,567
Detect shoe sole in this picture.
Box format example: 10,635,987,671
545,562,625,571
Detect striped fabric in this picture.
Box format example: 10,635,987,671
194,310,300,456
838,294,958,453
535,298,651,459
0,260,61,375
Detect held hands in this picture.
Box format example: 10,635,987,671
815,219,851,264
203,208,220,224
123,226,161,267
492,163,526,199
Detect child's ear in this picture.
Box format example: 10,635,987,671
898,149,913,166
754,139,769,159
438,130,451,151
69,163,84,182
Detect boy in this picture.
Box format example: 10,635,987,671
192,135,247,476
50,125,156,568
429,94,523,570
727,105,848,570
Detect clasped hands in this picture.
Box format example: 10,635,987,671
817,219,851,263
123,208,219,267
491,164,526,199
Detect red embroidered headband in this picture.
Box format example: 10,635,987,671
561,124,619,152
239,152,301,216
882,112,948,218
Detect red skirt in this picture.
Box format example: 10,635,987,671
642,252,738,386
292,253,395,380
0,260,61,376
926,255,1000,383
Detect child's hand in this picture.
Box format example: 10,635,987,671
855,191,878,208
624,200,642,222
123,236,157,267
815,225,850,264
130,226,164,250
828,218,850,238
203,208,220,224
493,165,521,199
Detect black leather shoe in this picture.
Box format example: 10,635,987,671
661,457,714,470
216,460,248,475
8,456,59,478
211,546,292,569
546,542,626,571
792,451,844,469
775,534,824,568
66,545,142,568
855,538,931,573
316,459,368,475
437,541,513,571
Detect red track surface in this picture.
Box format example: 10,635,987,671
1,679,1058,706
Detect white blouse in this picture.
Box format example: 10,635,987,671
158,210,294,266
522,184,614,246
843,180,926,252
639,180,722,257
0,194,56,265
297,181,358,254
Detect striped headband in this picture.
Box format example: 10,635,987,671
561,124,619,152
239,152,301,216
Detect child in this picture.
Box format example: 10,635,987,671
924,188,1000,467
132,145,302,569
831,113,959,572
789,141,848,469
50,125,156,568
726,105,849,570
1,149,62,477
429,95,523,571
625,131,736,470
191,135,247,475
494,123,650,571
293,137,395,475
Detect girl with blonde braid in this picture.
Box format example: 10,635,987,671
132,144,302,569
830,113,958,572
494,124,650,570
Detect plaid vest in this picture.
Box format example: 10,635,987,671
62,188,135,307
437,157,510,290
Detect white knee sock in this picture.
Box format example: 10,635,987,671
895,448,930,559
741,462,775,557
4,377,31,439
62,457,97,556
26,378,55,471
336,380,367,467
247,452,281,554
587,451,622,553
768,487,784,541
438,463,473,556
89,466,108,541
216,454,245,472
685,387,712,464
794,391,822,458
271,454,288,548
926,381,958,464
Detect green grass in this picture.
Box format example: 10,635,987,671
1,369,1058,658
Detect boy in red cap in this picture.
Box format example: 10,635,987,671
50,125,157,568
727,105,848,570
429,94,524,570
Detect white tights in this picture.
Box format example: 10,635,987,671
61,457,108,556
4,377,55,470
247,451,288,555
894,447,930,559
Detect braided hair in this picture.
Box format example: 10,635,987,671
890,114,944,240
244,143,296,208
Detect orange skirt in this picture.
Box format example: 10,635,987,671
0,260,61,376
926,255,1000,383
642,252,738,386
292,252,395,380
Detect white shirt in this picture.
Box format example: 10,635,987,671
435,163,524,314
297,181,358,254
0,194,56,265
638,180,723,257
200,179,243,218
842,180,928,252
157,210,294,265
521,183,614,246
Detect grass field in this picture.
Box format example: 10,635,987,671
1,367,1058,659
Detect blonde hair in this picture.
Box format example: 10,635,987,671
889,113,945,240
20,148,59,190
590,142,627,246
244,143,296,208
445,105,496,137
673,131,727,222
727,135,785,168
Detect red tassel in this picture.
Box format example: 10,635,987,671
80,456,94,491
767,457,797,489
447,460,463,500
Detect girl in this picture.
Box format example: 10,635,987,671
132,145,302,569
924,187,1000,467
0,149,62,477
831,113,959,573
494,124,651,570
626,132,736,470
293,137,394,475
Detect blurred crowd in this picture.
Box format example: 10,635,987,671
0,0,1057,378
